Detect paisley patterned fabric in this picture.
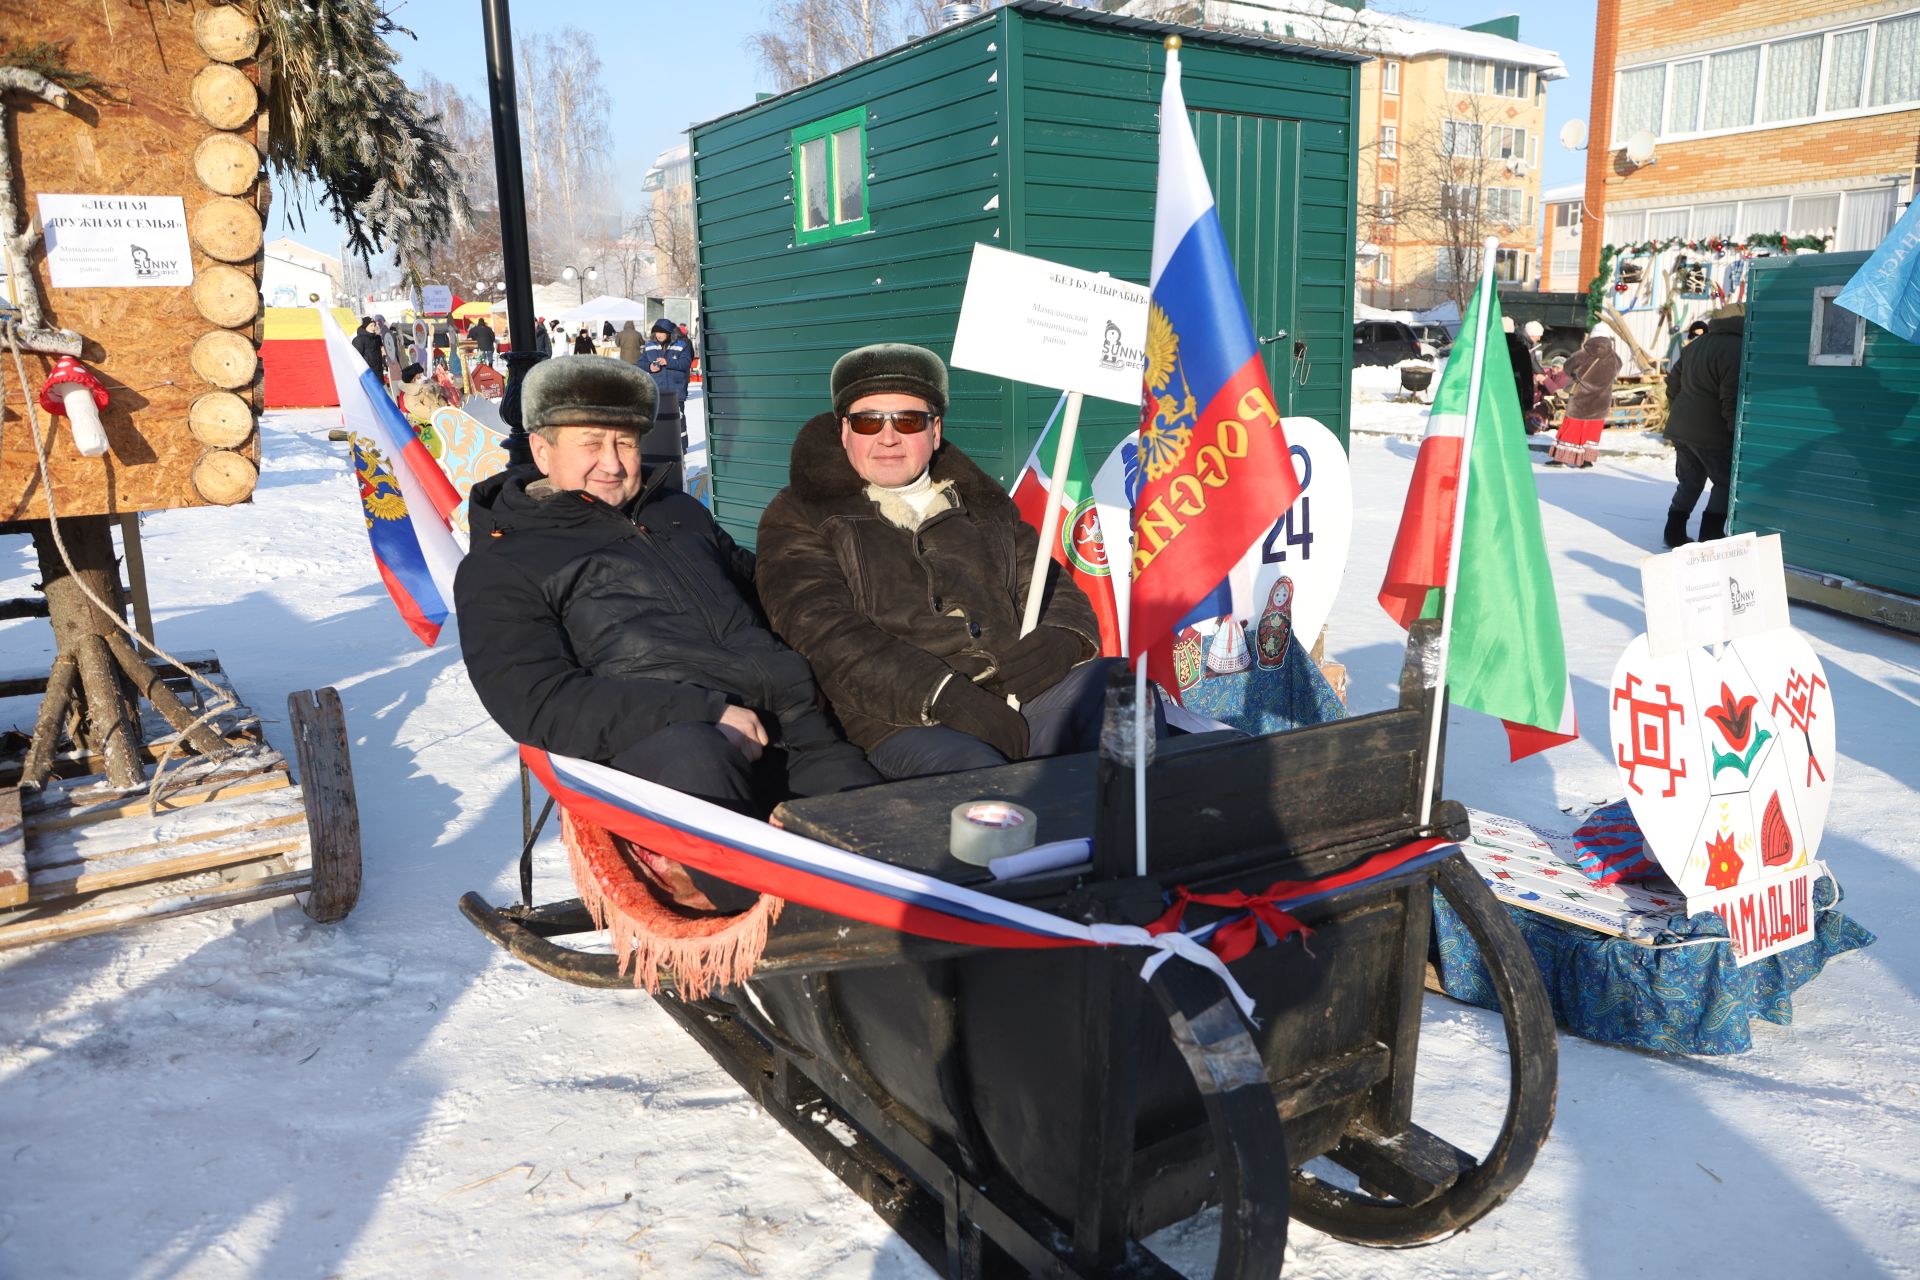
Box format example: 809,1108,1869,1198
1431,874,1875,1055
1177,628,1347,735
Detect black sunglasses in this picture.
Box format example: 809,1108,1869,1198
846,409,937,435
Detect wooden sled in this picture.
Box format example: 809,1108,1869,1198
0,653,361,949
461,622,1557,1277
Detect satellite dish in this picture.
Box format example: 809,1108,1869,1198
1559,119,1588,150
1625,130,1658,165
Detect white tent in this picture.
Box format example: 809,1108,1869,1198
553,295,650,327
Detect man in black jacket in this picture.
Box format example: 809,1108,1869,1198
453,356,877,816
1662,309,1744,546
757,344,1157,780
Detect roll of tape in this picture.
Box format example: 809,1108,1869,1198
949,799,1038,866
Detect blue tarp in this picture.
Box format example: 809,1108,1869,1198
1432,874,1875,1055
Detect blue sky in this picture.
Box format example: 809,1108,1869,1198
271,0,1600,256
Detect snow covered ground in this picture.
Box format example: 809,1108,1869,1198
2,400,1916,1278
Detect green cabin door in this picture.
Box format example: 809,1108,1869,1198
1189,110,1300,412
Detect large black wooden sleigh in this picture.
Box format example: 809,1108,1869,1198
462,621,1557,1278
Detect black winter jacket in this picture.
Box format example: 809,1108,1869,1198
1665,315,1744,450
454,465,825,763
756,413,1098,751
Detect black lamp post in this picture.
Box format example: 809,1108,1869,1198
481,0,539,465
561,264,598,303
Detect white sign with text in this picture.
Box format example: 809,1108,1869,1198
950,244,1149,405
37,193,193,288
1641,533,1790,658
420,285,455,316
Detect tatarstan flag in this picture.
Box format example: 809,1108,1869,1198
1011,399,1122,655
1377,284,1578,760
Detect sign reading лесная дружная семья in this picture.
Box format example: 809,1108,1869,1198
37,193,194,288
950,244,1149,405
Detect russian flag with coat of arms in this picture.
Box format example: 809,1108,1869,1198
1130,45,1302,693
319,306,465,646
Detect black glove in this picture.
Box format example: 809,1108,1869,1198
983,627,1085,703
932,676,1030,763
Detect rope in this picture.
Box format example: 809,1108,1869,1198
2,317,240,813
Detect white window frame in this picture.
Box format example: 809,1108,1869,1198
1810,285,1865,366
1378,186,1395,223
1441,120,1483,158
1375,251,1393,282
1492,63,1528,98
1616,11,1915,146
1379,124,1398,159
1383,61,1401,95
1447,56,1488,94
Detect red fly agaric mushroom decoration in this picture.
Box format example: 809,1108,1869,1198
38,356,110,457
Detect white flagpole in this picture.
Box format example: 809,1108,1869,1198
1018,390,1085,638
1417,235,1500,829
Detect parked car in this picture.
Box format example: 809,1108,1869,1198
1353,320,1436,366
1410,322,1453,358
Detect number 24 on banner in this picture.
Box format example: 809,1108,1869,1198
1262,445,1315,564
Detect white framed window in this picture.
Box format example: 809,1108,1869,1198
1494,247,1528,281
1789,194,1840,237
1447,56,1488,94
1375,251,1393,282
1617,64,1665,138
1440,120,1482,158
1383,61,1401,94
1486,187,1524,225
1435,246,1481,283
1736,197,1788,238
1616,11,1920,144
1489,125,1529,164
1692,202,1736,239
1551,247,1581,278
1839,187,1897,251
1608,210,1647,244
1493,63,1529,97
1647,207,1689,240
1444,183,1480,216
1379,124,1397,159
1378,187,1395,222
1810,285,1865,366
1665,60,1704,134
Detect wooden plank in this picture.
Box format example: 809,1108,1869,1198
0,869,311,952
28,789,309,872
21,746,285,814
0,788,24,909
0,650,221,700
27,817,306,902
25,762,291,832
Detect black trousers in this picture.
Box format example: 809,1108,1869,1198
1670,443,1733,519
605,710,878,912
867,657,1167,781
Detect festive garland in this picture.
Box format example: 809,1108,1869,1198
1583,231,1832,326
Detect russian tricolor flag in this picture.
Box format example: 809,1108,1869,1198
1130,45,1301,694
319,307,465,646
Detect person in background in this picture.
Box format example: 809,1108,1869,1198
1662,308,1745,546
572,326,595,355
550,319,568,356
1547,333,1621,468
1501,315,1537,431
643,320,695,405
469,315,497,368
601,319,616,341
615,319,644,364
533,316,551,357
351,317,384,374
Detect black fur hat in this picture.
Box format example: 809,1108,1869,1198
830,343,948,416
521,354,656,432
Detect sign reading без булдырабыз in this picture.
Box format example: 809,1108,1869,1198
950,244,1149,405
1609,533,1835,966
37,193,194,288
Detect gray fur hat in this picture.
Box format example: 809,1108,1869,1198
830,343,948,416
522,355,656,432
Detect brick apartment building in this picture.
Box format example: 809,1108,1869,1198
1541,182,1585,290
1121,0,1568,310
1581,0,1918,285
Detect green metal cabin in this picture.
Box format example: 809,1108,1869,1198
1732,251,1920,623
689,0,1362,544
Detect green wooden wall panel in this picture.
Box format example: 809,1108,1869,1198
1732,251,1920,596
694,5,1357,544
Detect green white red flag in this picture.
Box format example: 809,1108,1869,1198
1011,399,1123,655
1377,286,1578,760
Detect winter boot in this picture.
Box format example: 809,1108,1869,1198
1699,510,1728,541
1663,509,1693,548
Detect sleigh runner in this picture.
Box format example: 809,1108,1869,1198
463,623,1559,1278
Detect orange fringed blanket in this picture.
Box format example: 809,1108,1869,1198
560,808,784,999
